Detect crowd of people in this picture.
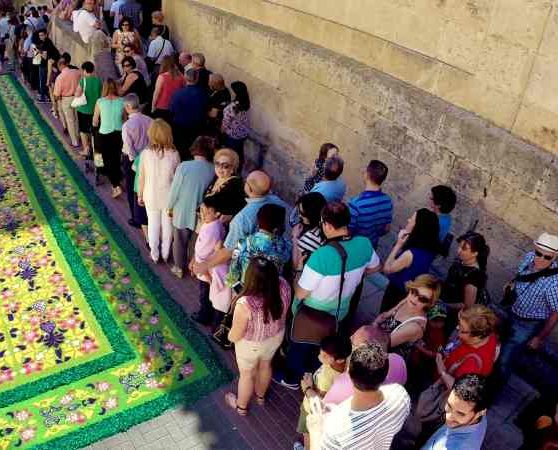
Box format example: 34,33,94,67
3,2,558,450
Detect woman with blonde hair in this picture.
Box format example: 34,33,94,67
138,119,181,263
92,79,125,198
151,56,185,121
370,274,442,361
203,148,246,222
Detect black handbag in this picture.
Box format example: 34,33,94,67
502,266,558,306
212,297,239,350
290,239,348,345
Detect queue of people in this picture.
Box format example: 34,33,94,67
5,3,558,450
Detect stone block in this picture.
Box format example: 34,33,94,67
488,0,552,50
538,158,558,212
512,101,558,156
401,132,455,181
437,18,487,73
444,0,495,24
380,43,440,91
394,9,444,56
523,54,558,114
436,110,507,169
475,34,534,96
493,135,552,195
365,115,407,157
385,83,447,139
502,192,558,238
346,28,387,70
539,4,558,58
433,66,519,129
484,176,517,219
448,158,491,202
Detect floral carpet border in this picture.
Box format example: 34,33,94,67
0,75,232,449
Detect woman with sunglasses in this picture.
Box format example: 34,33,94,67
372,274,441,362
225,257,292,416
118,55,148,106
111,17,141,75
203,148,246,222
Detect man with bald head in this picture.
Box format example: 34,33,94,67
192,170,289,282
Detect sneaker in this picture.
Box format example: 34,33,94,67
271,372,299,390
293,442,305,450
170,265,184,279
112,186,122,198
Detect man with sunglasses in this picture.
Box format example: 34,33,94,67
499,232,558,379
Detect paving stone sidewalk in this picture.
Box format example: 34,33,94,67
26,87,537,450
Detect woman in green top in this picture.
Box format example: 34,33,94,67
75,61,102,159
92,79,125,198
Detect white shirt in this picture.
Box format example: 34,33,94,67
24,16,39,32
321,384,411,450
23,34,34,58
110,0,125,28
73,9,98,44
147,36,175,65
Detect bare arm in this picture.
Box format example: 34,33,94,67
529,312,558,349
463,284,478,308
228,302,249,343
383,248,412,275
151,75,162,112
111,30,120,49
92,101,100,127
118,73,136,96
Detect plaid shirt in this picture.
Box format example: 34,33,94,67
512,252,558,320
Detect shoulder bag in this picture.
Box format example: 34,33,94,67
71,77,87,108
502,266,558,307
416,352,483,427
212,295,241,350
290,239,348,345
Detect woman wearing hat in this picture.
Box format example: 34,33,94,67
498,232,558,380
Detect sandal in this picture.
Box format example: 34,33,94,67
225,392,248,416
255,394,265,406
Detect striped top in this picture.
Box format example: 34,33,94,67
322,384,411,450
297,226,324,256
348,190,393,247
238,278,291,341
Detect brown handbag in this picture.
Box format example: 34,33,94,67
290,240,348,345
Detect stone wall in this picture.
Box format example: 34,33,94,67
166,0,558,157
166,0,558,293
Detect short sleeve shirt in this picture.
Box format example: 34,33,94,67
296,236,380,321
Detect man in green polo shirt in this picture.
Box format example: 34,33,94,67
274,202,381,390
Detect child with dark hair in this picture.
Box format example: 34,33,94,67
296,335,352,450
226,203,291,289
302,142,339,193
189,196,231,327
429,185,457,242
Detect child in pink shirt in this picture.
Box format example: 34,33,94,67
189,197,231,328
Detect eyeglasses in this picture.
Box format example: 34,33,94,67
408,287,432,304
122,64,131,68
535,250,554,261
215,161,232,170
122,23,130,27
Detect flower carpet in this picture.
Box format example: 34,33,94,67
0,75,231,449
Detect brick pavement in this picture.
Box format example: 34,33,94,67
24,83,536,450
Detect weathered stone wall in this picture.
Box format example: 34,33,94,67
167,0,558,157
164,0,558,292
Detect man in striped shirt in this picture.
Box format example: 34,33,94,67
307,342,410,449
348,160,393,249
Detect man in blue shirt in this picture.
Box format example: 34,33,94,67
423,374,489,450
348,159,393,248
429,185,457,243
169,69,208,159
310,156,346,202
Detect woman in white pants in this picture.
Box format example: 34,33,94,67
138,119,180,263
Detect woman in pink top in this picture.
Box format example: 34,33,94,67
225,257,291,416
151,56,185,122
138,119,180,263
